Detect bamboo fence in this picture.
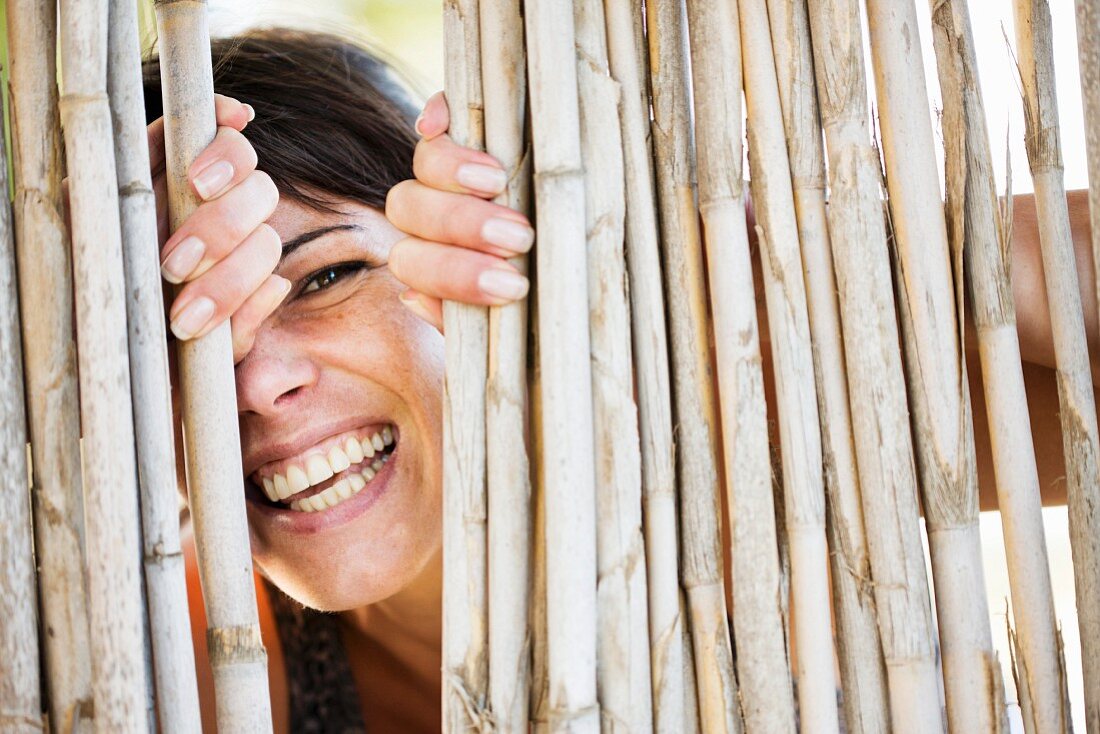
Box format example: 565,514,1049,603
0,0,1097,731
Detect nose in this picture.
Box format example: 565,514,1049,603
235,332,319,417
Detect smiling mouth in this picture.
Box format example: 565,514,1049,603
250,426,397,513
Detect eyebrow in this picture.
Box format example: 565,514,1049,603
281,224,364,257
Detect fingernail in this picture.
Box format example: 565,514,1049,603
192,159,235,199
414,112,426,136
456,163,507,195
481,217,534,253
161,236,206,284
170,296,217,340
245,104,256,122
478,268,528,302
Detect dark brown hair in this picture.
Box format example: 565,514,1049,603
143,29,420,212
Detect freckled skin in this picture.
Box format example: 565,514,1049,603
236,197,444,613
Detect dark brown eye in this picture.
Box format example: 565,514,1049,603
301,262,369,294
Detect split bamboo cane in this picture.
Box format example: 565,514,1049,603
58,0,153,728
441,0,489,728
929,3,1059,733
107,0,202,729
601,0,686,727
863,1,1000,729
0,110,43,734
683,0,794,728
524,0,600,728
1076,0,1100,356
529,323,550,733
481,0,532,730
573,1,653,729
154,2,273,730
645,3,739,730
1013,2,1100,730
764,1,891,729
5,1,94,728
803,0,943,729
736,0,842,727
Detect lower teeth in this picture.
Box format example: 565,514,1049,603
287,452,390,513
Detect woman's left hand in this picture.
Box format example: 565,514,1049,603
385,92,533,332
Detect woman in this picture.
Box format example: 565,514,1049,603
146,29,1094,732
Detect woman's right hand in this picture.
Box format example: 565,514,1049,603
149,94,287,361
385,92,533,332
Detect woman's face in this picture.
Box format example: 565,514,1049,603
235,196,443,612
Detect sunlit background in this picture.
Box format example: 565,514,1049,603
0,0,1094,730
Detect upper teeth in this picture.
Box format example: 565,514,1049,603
257,427,395,504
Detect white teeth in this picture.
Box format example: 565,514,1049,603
273,473,291,499
372,458,384,472
287,465,310,493
382,426,394,445
333,478,353,500
307,494,328,512
361,436,376,459
306,455,334,485
371,433,385,452
262,477,277,501
362,465,376,481
328,446,351,473
348,473,366,491
345,437,364,464
317,486,340,507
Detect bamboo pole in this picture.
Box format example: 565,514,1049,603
803,0,943,729
154,2,273,730
1013,2,1100,729
601,0,685,727
644,3,739,730
0,107,43,734
524,0,599,729
529,308,550,734
481,0,532,729
5,1,94,728
58,0,152,728
573,1,653,730
863,1,1000,729
735,0,841,727
683,0,796,727
1077,0,1100,354
107,0,202,729
764,1,891,730
441,0,490,728
929,3,1060,733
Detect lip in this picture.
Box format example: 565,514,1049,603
245,441,399,534
242,415,390,477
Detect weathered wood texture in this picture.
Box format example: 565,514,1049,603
0,88,43,734
574,0,653,731
804,0,942,729
482,0,532,730
525,0,600,729
5,0,94,729
58,0,151,728
154,1,273,730
1013,1,1100,730
442,0,490,729
107,0,202,729
602,0,685,727
645,2,738,730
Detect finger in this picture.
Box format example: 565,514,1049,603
231,274,292,362
160,170,278,284
214,93,255,132
386,181,533,257
398,289,444,332
413,133,508,198
388,236,528,306
169,223,282,341
188,126,260,201
415,91,449,140
146,95,252,179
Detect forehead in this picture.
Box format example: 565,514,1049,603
266,196,401,256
